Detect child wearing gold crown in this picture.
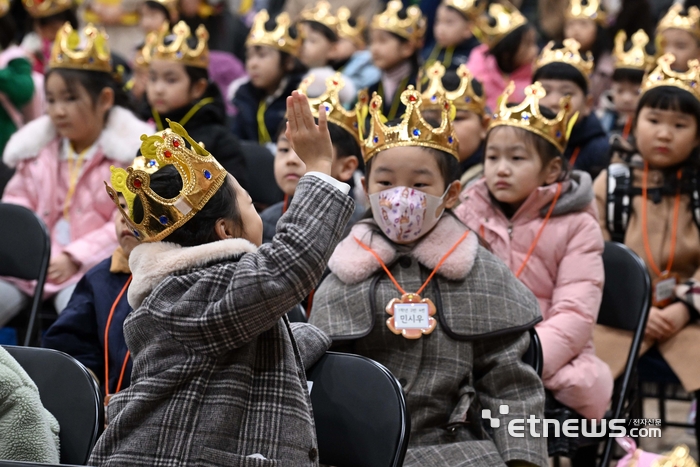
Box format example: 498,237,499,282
422,0,481,70
90,93,355,466
0,24,152,324
20,0,78,74
657,3,700,73
593,53,700,451
310,86,547,467
456,80,612,440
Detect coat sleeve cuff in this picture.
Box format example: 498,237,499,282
304,172,350,195
676,279,700,321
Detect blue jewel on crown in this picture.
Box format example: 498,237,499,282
159,215,168,225
465,97,471,102
448,136,454,144
176,51,183,59
431,95,437,102
412,129,421,137
522,112,531,121
373,136,379,144
203,169,212,180
556,130,562,138
133,229,140,237
148,159,157,167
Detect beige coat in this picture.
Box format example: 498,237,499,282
592,158,700,391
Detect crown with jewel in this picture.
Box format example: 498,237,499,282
299,0,338,35
614,29,654,71
106,120,228,243
472,0,527,49
362,86,458,162
337,7,366,48
109,156,161,215
143,21,209,69
22,0,71,18
490,81,578,153
657,3,700,39
247,10,301,56
444,0,484,20
298,73,362,144
536,38,594,82
420,62,485,116
371,0,426,46
565,0,606,25
641,53,700,101
49,22,112,73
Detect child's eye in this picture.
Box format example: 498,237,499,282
377,180,392,186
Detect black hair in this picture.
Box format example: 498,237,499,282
445,4,471,21
132,165,243,246
0,15,17,50
143,0,170,19
45,68,133,115
612,67,644,85
612,0,654,42
489,24,532,74
533,60,589,95
304,20,338,42
588,23,612,65
440,68,484,98
36,8,78,29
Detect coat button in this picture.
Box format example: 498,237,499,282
399,256,412,268
308,447,318,461
399,378,407,386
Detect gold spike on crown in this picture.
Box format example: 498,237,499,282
298,73,362,144
490,81,578,153
565,0,606,25
143,21,209,69
444,0,484,21
106,120,228,243
641,53,700,101
420,62,485,115
300,1,338,35
614,29,654,71
657,3,700,39
247,10,301,56
0,0,9,17
472,0,527,50
22,0,72,18
653,445,698,467
362,86,459,162
371,0,426,46
536,38,594,81
49,22,112,73
134,33,156,69
337,7,366,48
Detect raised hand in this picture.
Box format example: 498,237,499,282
285,91,333,175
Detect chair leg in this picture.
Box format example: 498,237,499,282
695,390,700,451
659,384,666,427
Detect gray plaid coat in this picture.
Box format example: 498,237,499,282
89,176,354,467
310,216,548,467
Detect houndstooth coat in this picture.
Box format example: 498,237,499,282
89,176,354,467
310,216,548,467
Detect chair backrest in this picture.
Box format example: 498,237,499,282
0,203,50,280
523,327,543,377
235,141,284,209
306,352,410,467
3,346,103,465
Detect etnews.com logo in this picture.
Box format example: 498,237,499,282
482,405,662,439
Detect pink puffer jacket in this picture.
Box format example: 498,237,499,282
455,173,613,420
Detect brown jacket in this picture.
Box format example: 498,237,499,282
592,155,700,391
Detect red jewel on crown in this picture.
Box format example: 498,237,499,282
332,80,338,85
173,140,180,147
133,178,142,188
164,150,172,158
408,95,417,102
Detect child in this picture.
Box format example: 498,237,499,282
366,0,425,121
89,94,355,466
21,0,78,74
231,10,306,146
140,21,248,188
423,0,480,70
261,73,363,243
329,7,380,92
533,39,610,179
593,53,700,449
0,23,152,323
467,0,538,111
456,80,612,425
310,85,547,467
656,3,700,73
178,0,249,62
139,0,176,35
598,30,654,139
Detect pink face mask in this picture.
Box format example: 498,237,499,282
369,186,449,243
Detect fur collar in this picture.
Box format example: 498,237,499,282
329,215,479,285
2,106,153,167
128,238,258,308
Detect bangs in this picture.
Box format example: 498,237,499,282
533,62,588,95
636,86,700,120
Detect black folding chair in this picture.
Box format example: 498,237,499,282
235,141,284,211
3,346,103,465
0,203,51,346
523,327,543,377
306,351,410,467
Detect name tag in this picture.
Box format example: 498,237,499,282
55,218,71,246
654,276,677,306
394,302,430,330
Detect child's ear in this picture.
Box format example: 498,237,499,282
544,157,563,185
97,87,115,114
214,217,238,240
444,180,462,209
361,175,368,196
190,78,208,100
583,93,594,116
335,155,359,182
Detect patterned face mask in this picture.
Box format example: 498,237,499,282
369,185,449,244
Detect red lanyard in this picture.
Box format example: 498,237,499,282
104,275,132,401
569,147,581,167
622,115,633,139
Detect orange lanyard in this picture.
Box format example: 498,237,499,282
622,115,633,140
515,183,563,278
104,275,132,400
641,162,681,277
568,147,581,168
282,194,289,214
354,230,470,296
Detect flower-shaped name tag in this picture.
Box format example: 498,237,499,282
386,293,437,339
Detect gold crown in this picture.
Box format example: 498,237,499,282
49,23,112,73
614,29,654,71
535,38,594,81
472,0,527,49
362,86,458,162
134,34,155,69
106,120,228,243
565,0,606,25
298,73,361,144
22,0,71,18
337,7,366,48
109,156,161,215
444,0,483,20
371,0,426,46
657,3,700,39
299,0,338,35
247,10,301,56
490,81,578,153
641,53,700,101
143,21,209,69
420,62,485,115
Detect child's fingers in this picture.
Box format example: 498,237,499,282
286,96,298,134
297,93,315,130
291,91,308,131
317,102,328,134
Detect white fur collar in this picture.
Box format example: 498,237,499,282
128,238,258,308
329,215,479,285
2,106,153,167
